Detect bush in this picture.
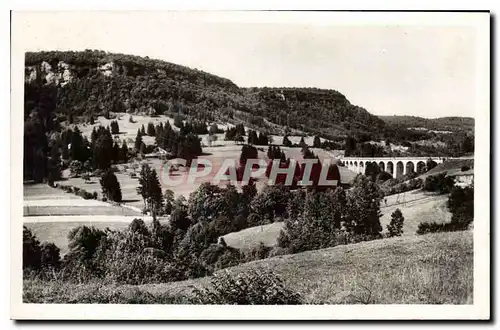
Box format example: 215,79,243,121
192,269,303,304
416,221,468,235
40,242,61,270
23,226,41,271
387,209,404,237
243,242,271,262
199,243,242,271
423,173,454,194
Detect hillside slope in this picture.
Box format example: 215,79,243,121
141,230,473,304
25,50,388,139
25,231,473,304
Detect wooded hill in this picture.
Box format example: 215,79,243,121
379,115,474,133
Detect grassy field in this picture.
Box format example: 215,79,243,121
23,184,149,255
24,230,473,304
417,159,474,181
24,221,131,256
23,184,141,216
221,189,452,250
222,222,285,251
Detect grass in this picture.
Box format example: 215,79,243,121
24,230,473,304
417,159,474,181
137,230,474,304
23,279,189,304
24,184,141,216
380,189,452,236
222,222,285,251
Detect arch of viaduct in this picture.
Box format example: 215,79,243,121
340,157,447,179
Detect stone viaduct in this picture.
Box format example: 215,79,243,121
339,157,448,179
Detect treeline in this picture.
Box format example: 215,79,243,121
134,120,203,164
379,115,475,133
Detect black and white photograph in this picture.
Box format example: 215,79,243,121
10,10,490,320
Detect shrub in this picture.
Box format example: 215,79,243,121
416,221,468,235
96,230,185,285
244,242,271,262
199,243,242,270
128,218,150,236
387,208,404,237
65,226,107,265
192,269,303,304
423,173,454,194
40,242,61,270
23,226,41,271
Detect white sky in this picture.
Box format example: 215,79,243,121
15,11,482,118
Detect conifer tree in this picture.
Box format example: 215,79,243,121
147,122,156,136
134,129,143,151
387,208,404,237
313,135,321,148
137,164,164,219
100,170,122,202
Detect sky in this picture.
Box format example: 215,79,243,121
15,11,481,118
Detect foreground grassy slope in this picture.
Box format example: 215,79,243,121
24,231,473,304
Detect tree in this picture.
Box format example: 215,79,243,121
93,131,114,170
140,124,146,136
248,130,259,145
147,122,156,136
344,175,383,237
119,141,129,163
282,135,292,147
313,136,321,148
239,144,258,167
387,208,404,237
364,162,381,182
257,132,269,146
174,115,183,128
23,226,41,270
164,189,175,215
70,126,85,162
110,120,120,135
40,242,61,269
137,164,164,217
100,170,123,202
134,130,143,151
426,158,438,172
299,136,306,148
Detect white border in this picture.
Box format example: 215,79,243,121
9,10,491,320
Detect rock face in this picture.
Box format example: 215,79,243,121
25,61,75,86
98,62,114,77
